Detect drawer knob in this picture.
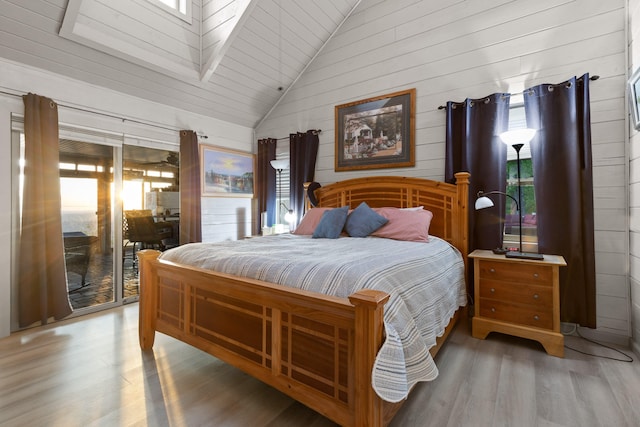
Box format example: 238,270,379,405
533,273,539,278
490,268,496,273
534,315,540,321
490,288,495,293
491,307,496,313
533,294,539,300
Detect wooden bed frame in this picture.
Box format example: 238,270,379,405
138,172,469,427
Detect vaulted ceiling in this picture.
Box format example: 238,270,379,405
1,0,361,128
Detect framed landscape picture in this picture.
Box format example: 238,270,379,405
629,67,640,131
335,88,415,171
200,145,255,197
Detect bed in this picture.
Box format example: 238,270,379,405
138,172,470,426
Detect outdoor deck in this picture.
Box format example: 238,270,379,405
66,245,140,309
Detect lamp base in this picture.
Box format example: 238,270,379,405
505,251,544,260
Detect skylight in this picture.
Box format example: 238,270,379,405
147,0,191,23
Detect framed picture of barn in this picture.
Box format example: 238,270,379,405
334,88,415,171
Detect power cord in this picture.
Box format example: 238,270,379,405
563,324,634,363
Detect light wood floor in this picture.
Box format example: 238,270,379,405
1,305,638,427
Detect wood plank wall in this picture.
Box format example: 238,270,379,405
628,0,640,355
0,0,634,346
256,0,631,344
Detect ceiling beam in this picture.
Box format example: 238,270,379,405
200,0,259,82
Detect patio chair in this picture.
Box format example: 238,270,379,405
123,210,177,269
63,233,98,291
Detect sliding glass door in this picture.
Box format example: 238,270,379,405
11,125,121,328
11,117,180,331
122,144,179,302
59,139,117,310
59,141,180,306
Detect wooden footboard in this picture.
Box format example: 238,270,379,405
139,249,392,427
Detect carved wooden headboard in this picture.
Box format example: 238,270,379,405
304,172,470,258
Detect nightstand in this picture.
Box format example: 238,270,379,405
469,249,567,357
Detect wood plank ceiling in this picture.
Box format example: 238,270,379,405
0,0,360,128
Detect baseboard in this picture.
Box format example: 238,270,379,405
560,322,630,348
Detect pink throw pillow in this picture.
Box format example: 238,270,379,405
293,208,334,235
371,207,433,242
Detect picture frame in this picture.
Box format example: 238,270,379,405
200,145,255,197
629,67,640,131
335,88,415,171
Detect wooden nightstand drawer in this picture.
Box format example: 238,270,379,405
479,298,553,329
477,260,552,286
478,279,553,308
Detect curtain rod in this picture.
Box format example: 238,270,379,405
0,89,195,136
437,75,600,110
272,129,322,141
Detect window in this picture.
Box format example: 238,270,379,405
504,103,538,248
147,0,191,23
274,145,291,228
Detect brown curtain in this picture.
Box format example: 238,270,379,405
290,130,319,228
257,138,277,232
18,93,72,327
524,74,596,328
179,130,201,244
445,93,510,298
445,93,511,252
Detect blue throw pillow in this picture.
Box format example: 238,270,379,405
344,202,388,237
312,206,349,239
